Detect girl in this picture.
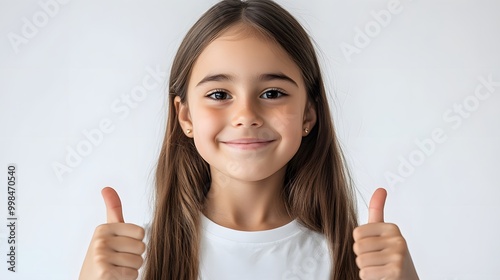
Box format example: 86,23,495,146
79,0,419,279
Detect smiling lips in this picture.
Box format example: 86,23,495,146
222,138,275,150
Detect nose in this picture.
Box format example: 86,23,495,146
231,98,263,128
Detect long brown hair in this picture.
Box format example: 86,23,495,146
143,0,359,279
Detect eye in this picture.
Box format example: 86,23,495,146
206,89,232,101
260,88,287,99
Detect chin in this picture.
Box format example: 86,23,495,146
230,166,286,182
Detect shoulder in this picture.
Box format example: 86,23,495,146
279,224,333,279
293,222,331,257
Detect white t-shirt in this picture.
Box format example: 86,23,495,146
198,213,333,280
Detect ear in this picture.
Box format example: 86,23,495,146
302,99,317,137
174,96,193,138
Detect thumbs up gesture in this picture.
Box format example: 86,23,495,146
79,187,146,280
353,188,419,280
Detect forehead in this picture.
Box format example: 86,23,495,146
188,23,304,87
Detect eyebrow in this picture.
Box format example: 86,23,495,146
195,72,299,88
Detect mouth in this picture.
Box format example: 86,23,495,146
222,138,275,150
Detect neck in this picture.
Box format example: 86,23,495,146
202,165,293,231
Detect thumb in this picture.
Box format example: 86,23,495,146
101,186,125,223
368,187,387,224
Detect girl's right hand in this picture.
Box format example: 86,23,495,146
79,187,146,280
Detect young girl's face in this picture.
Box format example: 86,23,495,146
175,23,316,183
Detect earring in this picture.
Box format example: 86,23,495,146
186,129,192,134
304,128,309,134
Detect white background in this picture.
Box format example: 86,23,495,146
1,0,499,279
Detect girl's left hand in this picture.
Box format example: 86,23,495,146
353,188,419,280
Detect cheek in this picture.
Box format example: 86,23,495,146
267,106,304,135
283,122,304,150
265,107,304,160
190,107,223,147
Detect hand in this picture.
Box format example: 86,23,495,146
353,188,419,280
79,187,146,280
